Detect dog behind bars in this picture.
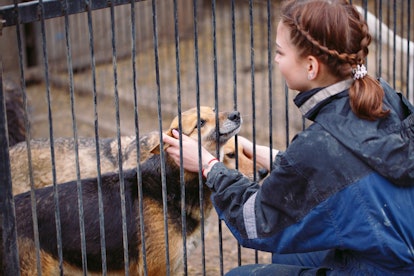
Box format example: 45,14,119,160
5,106,242,275
9,133,160,195
9,112,267,195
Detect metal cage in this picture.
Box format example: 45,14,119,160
1,0,413,275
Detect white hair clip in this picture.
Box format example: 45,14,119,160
352,64,367,80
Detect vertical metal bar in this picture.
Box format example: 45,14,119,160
373,0,379,76
171,0,188,274
230,0,243,267
38,0,64,272
61,0,88,274
151,1,171,275
284,83,289,147
361,0,368,69
378,0,383,77
209,0,224,275
211,0,219,152
13,0,42,273
0,60,21,276
248,0,256,183
386,0,391,81
392,0,397,88
108,1,130,274
130,1,148,275
84,0,108,273
400,0,404,92
248,0,259,264
191,1,207,275
266,0,274,172
406,0,412,101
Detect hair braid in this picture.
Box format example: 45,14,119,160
293,17,357,65
354,8,371,66
281,0,389,120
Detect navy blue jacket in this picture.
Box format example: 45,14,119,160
206,78,414,274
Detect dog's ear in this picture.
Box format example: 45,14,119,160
150,129,173,154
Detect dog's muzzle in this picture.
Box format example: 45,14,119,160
219,111,242,143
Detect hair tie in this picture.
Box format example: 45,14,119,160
352,64,367,80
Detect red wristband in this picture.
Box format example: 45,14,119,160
202,158,219,178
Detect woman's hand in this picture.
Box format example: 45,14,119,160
162,129,216,173
237,136,279,171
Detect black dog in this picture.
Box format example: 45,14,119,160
5,107,242,275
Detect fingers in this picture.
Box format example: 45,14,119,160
162,130,179,146
171,128,179,138
237,136,254,158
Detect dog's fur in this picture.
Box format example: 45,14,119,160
9,133,160,195
4,106,242,275
4,78,26,147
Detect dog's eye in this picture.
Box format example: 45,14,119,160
197,119,206,128
226,153,235,159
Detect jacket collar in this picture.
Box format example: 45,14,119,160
294,79,354,119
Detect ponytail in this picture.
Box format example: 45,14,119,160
349,76,390,121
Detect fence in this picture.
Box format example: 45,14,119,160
1,0,413,275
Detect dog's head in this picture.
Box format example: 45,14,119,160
222,137,269,182
154,106,242,157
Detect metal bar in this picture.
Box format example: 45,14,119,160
83,0,108,272
209,0,224,274
37,0,65,272
12,0,43,273
171,0,188,275
191,1,207,275
406,0,412,101
230,0,243,267
284,83,289,148
151,0,171,274
0,0,146,27
129,0,148,274
248,0,259,264
392,0,397,88
0,59,21,276
108,0,130,274
61,0,89,273
266,0,273,179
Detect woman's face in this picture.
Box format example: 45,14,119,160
274,21,310,92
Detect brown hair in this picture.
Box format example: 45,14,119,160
280,0,389,120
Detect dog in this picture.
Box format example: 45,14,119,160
10,108,268,195
222,136,268,182
4,78,26,147
4,106,242,275
9,132,160,195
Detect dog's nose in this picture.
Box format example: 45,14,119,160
228,111,240,122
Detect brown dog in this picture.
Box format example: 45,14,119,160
10,108,265,195
9,133,159,195
5,106,242,275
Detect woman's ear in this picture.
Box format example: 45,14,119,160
306,55,319,80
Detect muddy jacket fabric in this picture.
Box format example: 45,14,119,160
206,78,414,274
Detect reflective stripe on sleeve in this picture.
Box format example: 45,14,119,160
243,192,258,239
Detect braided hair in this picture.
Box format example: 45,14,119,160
281,0,389,120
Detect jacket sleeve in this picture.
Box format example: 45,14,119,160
205,153,323,253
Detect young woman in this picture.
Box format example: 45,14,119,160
163,0,414,274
